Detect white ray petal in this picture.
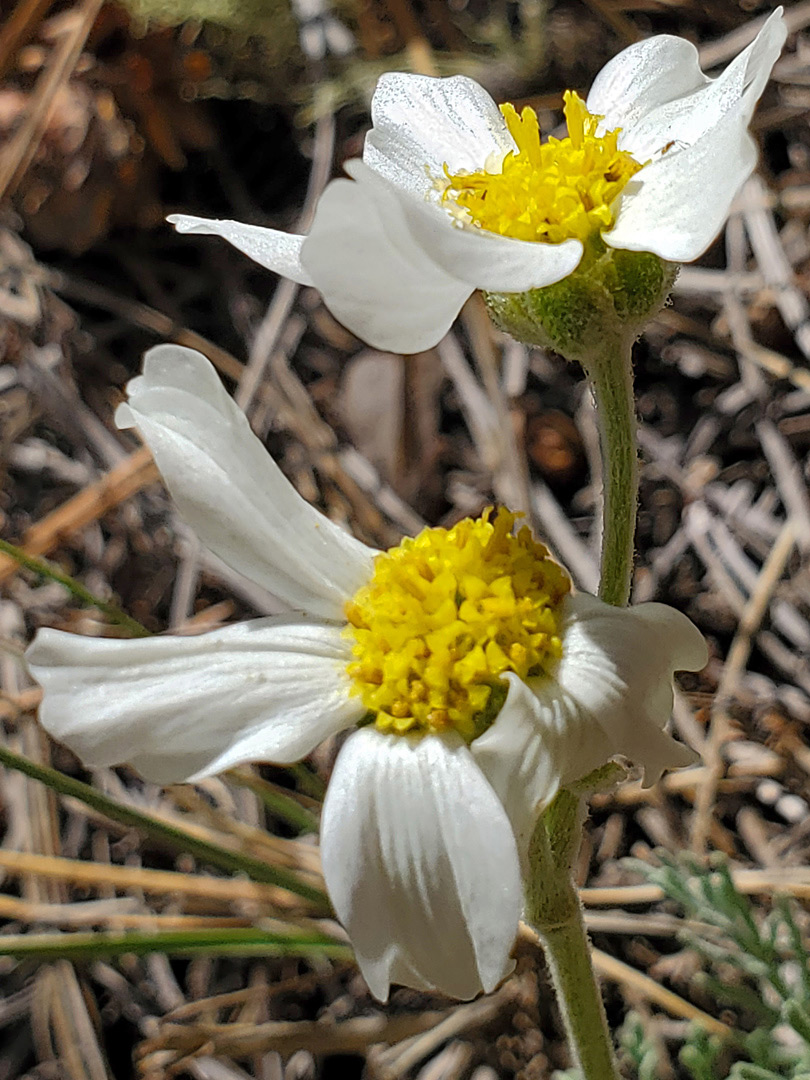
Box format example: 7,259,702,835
549,592,707,786
320,727,521,1001
476,593,704,843
116,345,374,620
472,673,605,858
300,172,472,353
27,619,362,784
604,8,786,162
168,215,314,285
586,34,713,140
614,10,786,161
604,102,757,262
363,73,515,200
345,160,583,294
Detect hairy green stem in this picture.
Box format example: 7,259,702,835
580,338,638,608
541,909,619,1079
527,795,621,1080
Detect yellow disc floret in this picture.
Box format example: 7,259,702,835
344,508,571,742
441,90,643,245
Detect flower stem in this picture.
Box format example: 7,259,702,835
526,792,621,1079
541,910,619,1080
579,337,637,608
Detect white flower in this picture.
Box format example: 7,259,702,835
167,12,785,353
26,344,707,1001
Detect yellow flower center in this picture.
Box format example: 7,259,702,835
344,508,571,742
441,90,643,245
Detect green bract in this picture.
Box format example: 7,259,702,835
484,239,678,362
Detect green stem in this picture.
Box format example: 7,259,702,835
579,338,637,608
0,538,150,638
541,911,619,1080
526,795,621,1080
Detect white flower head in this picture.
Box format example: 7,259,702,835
26,345,707,1001
167,12,785,353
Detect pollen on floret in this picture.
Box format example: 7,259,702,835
344,508,571,742
440,90,643,245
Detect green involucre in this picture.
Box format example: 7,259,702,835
484,241,678,362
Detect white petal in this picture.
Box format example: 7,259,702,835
472,673,606,857
615,10,786,161
549,593,707,786
587,35,713,142
469,595,704,860
300,172,472,353
167,214,314,286
27,619,362,784
320,727,521,1001
363,73,515,200
116,345,374,620
604,102,757,261
347,159,583,293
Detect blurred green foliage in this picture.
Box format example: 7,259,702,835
623,851,810,1080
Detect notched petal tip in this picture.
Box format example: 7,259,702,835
550,593,705,785
114,343,374,618
638,732,699,789
114,401,134,430
166,213,204,232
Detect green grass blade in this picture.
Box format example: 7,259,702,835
0,745,328,907
227,769,319,835
0,926,351,962
0,538,150,638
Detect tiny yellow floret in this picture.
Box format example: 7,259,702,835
441,90,643,245
344,509,571,741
